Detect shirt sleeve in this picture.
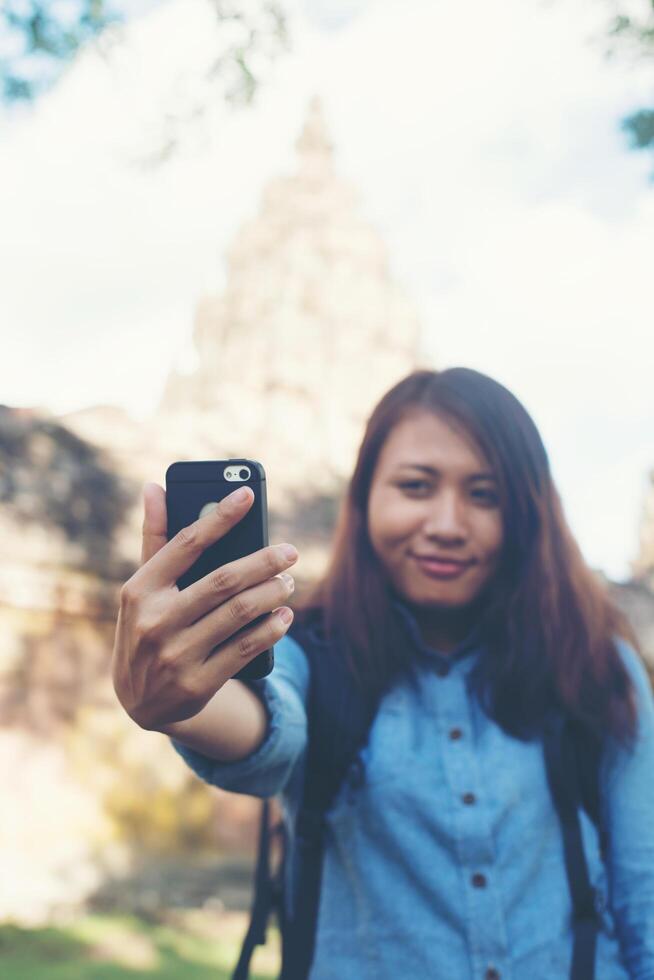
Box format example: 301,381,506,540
601,638,654,979
170,633,310,799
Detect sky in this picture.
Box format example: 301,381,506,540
1,0,653,581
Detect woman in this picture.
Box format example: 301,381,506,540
112,367,654,979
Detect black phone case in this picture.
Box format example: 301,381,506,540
165,459,273,681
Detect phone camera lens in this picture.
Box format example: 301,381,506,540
239,468,249,480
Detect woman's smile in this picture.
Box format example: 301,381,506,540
410,552,475,579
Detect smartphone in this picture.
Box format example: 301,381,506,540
165,459,273,681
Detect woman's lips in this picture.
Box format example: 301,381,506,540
411,554,473,579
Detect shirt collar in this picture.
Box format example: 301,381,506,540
392,597,483,670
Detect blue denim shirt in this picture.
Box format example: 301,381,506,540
173,613,654,980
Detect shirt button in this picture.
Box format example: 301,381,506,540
347,758,364,789
462,792,476,805
485,968,500,980
471,873,487,888
449,728,463,740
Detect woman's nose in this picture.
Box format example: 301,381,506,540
421,492,467,539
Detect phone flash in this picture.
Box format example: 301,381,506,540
224,464,251,482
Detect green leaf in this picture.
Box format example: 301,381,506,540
622,108,654,151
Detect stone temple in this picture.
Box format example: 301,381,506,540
157,97,422,507
633,470,654,590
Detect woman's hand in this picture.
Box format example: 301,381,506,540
111,482,298,732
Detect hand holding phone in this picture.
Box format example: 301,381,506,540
166,460,277,681
111,468,298,733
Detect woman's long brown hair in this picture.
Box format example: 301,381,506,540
296,367,638,746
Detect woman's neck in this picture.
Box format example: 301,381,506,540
415,608,475,653
408,589,489,654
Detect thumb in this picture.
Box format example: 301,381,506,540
141,482,168,566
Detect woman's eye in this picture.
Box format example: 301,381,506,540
398,480,430,493
395,481,499,504
471,488,498,504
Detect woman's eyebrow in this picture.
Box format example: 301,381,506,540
396,463,496,481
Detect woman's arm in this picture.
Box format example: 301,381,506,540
601,639,654,980
162,678,269,760
170,633,310,799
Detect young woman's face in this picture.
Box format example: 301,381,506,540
367,410,504,615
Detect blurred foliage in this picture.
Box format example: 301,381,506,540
204,0,289,107
3,1,652,164
0,406,134,577
608,3,654,51
606,2,654,154
67,704,223,858
0,0,290,160
622,106,654,150
0,0,120,102
139,0,290,166
0,911,278,978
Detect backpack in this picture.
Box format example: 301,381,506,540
232,613,604,980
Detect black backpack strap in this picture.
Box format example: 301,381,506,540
543,714,601,980
232,613,376,980
278,807,326,980
280,615,377,980
232,798,285,980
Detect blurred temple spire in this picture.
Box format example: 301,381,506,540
295,96,334,178
158,96,423,501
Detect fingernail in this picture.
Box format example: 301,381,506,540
280,572,295,592
278,607,293,624
231,487,250,503
279,543,298,561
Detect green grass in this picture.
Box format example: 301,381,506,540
0,910,279,979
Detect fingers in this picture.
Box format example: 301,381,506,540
173,542,299,628
198,606,294,687
180,567,296,659
141,483,168,566
135,485,255,591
